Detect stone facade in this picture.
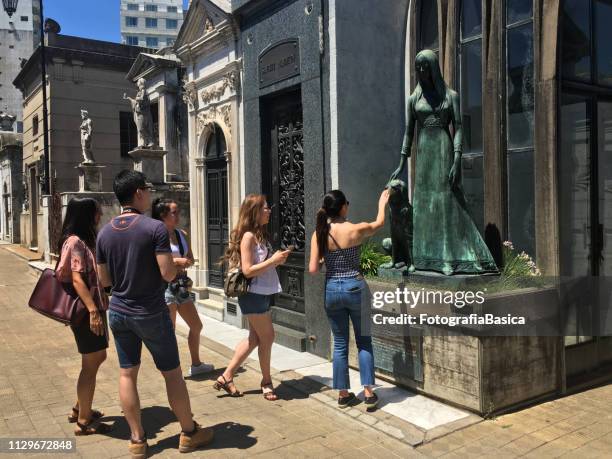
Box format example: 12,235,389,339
175,0,242,323
13,30,144,256
0,129,24,243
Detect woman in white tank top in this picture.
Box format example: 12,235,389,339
152,198,214,377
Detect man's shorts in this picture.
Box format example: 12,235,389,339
109,307,180,372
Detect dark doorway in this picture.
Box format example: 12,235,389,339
261,88,305,331
205,124,229,288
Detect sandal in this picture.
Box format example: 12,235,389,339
68,407,104,423
213,375,242,397
261,382,278,401
74,419,112,436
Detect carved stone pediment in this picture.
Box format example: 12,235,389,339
199,70,241,107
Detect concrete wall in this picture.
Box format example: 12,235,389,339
0,145,23,243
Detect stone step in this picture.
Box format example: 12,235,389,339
272,322,307,352
207,287,225,304
196,298,224,321
270,306,306,333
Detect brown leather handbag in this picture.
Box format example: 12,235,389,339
28,259,89,326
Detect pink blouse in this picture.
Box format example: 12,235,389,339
56,235,108,310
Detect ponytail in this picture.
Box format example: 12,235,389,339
315,190,348,256
316,208,330,257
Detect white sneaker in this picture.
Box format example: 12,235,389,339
188,363,214,377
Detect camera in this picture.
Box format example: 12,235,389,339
169,275,193,302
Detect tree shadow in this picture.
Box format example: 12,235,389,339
148,421,256,456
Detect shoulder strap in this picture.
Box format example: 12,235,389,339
175,229,186,256
328,232,343,251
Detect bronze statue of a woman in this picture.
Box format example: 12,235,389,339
390,49,497,276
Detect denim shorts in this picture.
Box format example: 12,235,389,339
109,308,180,372
238,292,272,315
164,286,195,306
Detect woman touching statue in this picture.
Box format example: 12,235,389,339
390,49,497,276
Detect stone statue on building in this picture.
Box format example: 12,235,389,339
0,111,16,132
79,110,95,164
389,49,497,276
124,78,155,148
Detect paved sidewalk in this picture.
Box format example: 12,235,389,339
3,247,612,458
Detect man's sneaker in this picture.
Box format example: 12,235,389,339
128,437,148,459
338,392,356,408
364,393,379,410
179,422,214,453
188,363,214,377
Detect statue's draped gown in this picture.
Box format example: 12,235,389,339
410,93,497,274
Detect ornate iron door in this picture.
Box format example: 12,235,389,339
206,125,229,288
263,91,305,314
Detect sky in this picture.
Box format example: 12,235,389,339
43,0,190,43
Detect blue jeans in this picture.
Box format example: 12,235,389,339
109,308,180,372
325,276,375,390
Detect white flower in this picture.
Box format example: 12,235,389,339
503,241,514,250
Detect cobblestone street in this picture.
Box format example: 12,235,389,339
1,247,612,458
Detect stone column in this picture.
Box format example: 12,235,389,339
158,85,180,182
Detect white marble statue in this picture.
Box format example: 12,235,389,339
123,78,155,149
80,109,95,164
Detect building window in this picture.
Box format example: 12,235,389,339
458,0,484,233
166,19,178,29
126,35,139,46
505,0,535,257
167,6,177,13
418,0,439,53
20,16,28,21
120,112,137,157
145,4,158,12
125,16,138,27
146,37,158,47
145,18,157,28
32,115,39,136
127,3,139,10
167,38,175,46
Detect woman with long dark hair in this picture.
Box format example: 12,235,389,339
308,188,389,410
55,198,111,435
152,198,214,377
215,194,290,400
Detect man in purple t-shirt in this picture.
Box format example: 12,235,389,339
96,170,213,456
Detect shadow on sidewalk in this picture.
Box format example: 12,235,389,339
147,422,256,456
102,405,178,441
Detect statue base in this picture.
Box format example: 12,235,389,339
128,147,167,185
76,163,105,192
405,270,500,290
377,265,409,282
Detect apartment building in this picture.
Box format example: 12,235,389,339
120,0,184,49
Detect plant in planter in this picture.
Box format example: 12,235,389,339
499,241,544,289
360,241,391,277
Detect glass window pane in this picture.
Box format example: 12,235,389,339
461,39,483,154
596,0,612,86
419,0,439,51
461,155,484,233
507,23,534,149
559,95,591,277
507,150,536,258
598,101,612,276
562,0,591,82
461,0,482,39
507,0,533,25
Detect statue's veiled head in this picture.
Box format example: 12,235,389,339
137,77,146,90
414,49,447,103
80,109,88,119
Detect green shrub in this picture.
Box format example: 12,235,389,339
499,241,544,289
360,241,391,277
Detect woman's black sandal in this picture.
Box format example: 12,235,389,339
74,419,112,436
68,407,103,423
213,375,242,397
338,392,356,408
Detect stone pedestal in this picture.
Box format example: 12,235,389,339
128,148,167,184
76,163,105,192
